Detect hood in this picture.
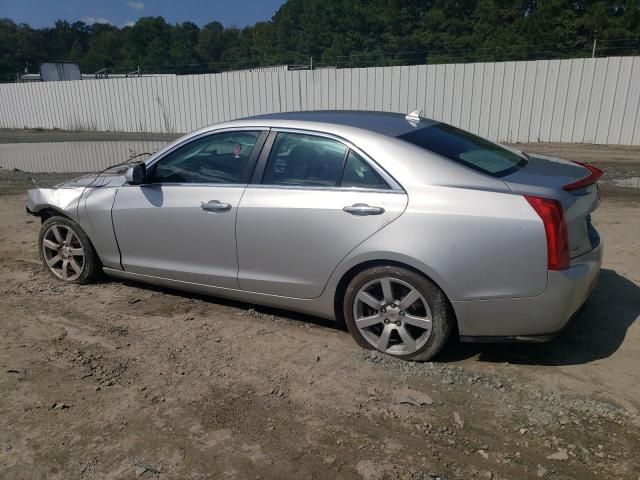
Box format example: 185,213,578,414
56,165,130,188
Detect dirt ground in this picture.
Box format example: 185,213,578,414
0,142,639,479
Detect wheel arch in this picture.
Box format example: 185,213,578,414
33,206,74,223
39,212,103,270
332,257,459,337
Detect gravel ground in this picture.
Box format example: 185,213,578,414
0,143,639,479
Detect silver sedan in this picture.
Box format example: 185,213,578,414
27,111,603,361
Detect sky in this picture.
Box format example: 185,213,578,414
0,0,287,28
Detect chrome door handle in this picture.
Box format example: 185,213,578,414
201,200,232,212
343,203,385,216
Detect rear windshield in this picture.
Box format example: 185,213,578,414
397,123,527,177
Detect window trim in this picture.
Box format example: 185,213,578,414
251,127,403,192
143,127,269,186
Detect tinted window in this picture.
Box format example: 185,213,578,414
341,150,389,189
398,123,527,177
262,133,347,187
152,131,260,184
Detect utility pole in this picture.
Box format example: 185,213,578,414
310,57,313,70
592,38,597,58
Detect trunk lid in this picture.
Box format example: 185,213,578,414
503,153,601,259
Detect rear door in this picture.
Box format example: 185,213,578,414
112,129,267,288
236,130,407,299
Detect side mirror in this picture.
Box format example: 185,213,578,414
125,162,147,185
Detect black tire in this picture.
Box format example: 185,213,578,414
343,265,453,361
38,216,100,285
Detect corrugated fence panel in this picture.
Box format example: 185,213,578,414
373,67,384,111
350,68,359,110
458,63,473,132
518,61,536,142
583,58,608,143
560,59,582,143
539,60,558,142
607,57,632,145
343,68,353,110
595,57,621,145
1,56,639,145
479,62,495,139
621,57,640,145
572,59,594,143
550,59,572,142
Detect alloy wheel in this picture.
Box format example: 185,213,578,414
353,276,433,355
41,224,85,281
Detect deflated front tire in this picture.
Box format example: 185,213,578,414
39,216,100,284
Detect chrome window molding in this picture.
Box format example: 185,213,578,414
128,183,248,188
125,183,404,194
245,184,406,194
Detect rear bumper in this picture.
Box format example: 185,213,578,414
453,241,603,340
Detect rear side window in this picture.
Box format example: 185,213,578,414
341,151,389,190
262,133,346,187
397,123,527,177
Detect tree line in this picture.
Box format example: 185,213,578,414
1,0,638,81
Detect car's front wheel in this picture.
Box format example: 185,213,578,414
343,266,453,361
39,216,99,284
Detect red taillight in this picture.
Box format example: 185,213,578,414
525,196,569,270
563,162,603,191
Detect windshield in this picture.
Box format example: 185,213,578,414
397,123,527,177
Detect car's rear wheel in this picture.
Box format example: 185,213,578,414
343,266,453,361
39,216,99,284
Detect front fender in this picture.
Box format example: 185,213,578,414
27,187,83,219
27,186,123,271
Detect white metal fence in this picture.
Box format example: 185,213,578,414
0,141,169,173
1,56,639,145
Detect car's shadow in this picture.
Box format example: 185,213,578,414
108,277,345,332
105,268,639,366
439,269,640,366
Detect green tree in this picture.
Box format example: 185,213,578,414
1,0,639,80
123,16,172,71
170,21,200,69
68,39,84,61
82,28,124,72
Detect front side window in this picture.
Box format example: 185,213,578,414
262,133,347,187
152,131,261,184
397,123,527,177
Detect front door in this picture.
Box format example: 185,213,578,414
112,129,266,288
236,131,407,299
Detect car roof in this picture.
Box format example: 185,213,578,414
247,110,439,138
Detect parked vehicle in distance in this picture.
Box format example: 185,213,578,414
27,111,603,361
